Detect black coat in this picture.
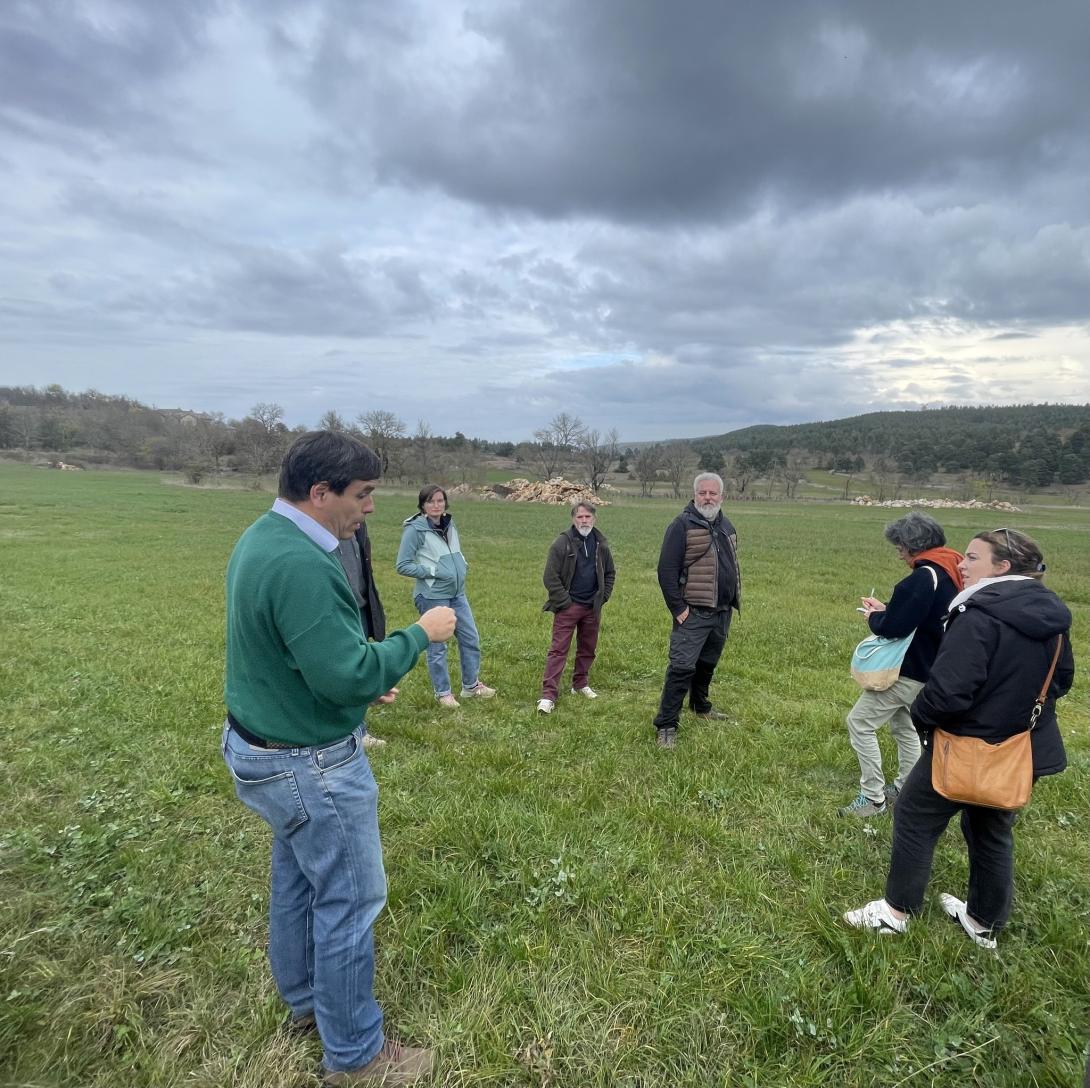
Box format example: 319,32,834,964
867,562,958,683
657,503,741,616
911,579,1075,777
542,525,616,613
353,522,386,642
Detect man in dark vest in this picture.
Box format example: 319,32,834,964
336,519,392,749
652,472,742,749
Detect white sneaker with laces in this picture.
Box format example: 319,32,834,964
571,686,598,698
940,893,998,950
537,698,554,714
843,898,907,934
362,733,386,750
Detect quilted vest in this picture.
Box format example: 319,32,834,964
682,526,718,607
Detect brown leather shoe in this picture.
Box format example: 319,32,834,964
284,1011,318,1037
323,1039,435,1086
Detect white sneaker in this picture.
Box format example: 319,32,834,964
437,693,460,708
571,686,598,699
362,733,386,750
843,898,907,934
940,893,998,950
536,699,554,714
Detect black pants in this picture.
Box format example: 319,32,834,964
884,745,1018,931
653,607,730,729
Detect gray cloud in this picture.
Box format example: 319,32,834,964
0,0,1085,438
290,0,1088,223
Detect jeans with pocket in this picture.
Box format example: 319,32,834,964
413,591,482,695
222,722,387,1074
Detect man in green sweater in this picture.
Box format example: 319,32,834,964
223,430,455,1087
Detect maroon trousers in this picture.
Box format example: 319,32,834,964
541,602,601,700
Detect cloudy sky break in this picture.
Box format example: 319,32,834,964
1,0,1087,440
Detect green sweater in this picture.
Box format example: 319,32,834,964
225,511,429,745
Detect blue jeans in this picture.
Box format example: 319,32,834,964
222,723,387,1074
414,592,481,695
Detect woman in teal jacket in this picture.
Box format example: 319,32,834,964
396,485,496,707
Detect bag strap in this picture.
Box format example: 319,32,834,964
1029,635,1064,730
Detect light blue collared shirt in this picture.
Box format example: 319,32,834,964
271,498,338,553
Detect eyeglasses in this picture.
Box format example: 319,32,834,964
993,527,1013,556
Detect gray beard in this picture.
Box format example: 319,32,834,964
576,525,593,537
695,502,721,520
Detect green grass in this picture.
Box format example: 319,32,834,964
0,463,1086,1087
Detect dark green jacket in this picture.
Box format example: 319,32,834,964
542,526,616,613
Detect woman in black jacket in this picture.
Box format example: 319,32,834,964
844,528,1075,948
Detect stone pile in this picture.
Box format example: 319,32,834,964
850,496,1021,512
481,477,610,506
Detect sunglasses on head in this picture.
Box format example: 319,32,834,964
993,526,1013,555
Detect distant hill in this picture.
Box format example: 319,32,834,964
692,404,1090,487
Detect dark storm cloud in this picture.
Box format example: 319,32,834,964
290,0,1087,223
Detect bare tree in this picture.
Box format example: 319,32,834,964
237,402,288,475
533,412,586,479
634,444,663,497
774,450,806,500
661,442,694,499
317,409,348,432
869,456,895,502
356,409,407,477
14,409,37,451
407,418,440,482
578,427,618,492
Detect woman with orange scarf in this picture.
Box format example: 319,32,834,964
838,513,964,817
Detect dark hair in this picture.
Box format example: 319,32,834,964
278,431,381,501
884,512,945,555
974,528,1047,580
571,501,597,516
417,484,449,514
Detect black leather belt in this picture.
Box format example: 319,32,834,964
228,711,299,750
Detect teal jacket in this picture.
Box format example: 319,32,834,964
396,512,469,599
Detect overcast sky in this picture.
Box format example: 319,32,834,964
1,1,1087,441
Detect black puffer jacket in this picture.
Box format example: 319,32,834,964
911,578,1075,777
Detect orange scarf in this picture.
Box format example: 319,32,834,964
914,546,964,591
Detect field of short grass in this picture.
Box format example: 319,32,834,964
1,463,1086,1087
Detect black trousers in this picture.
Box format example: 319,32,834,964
653,607,731,729
884,744,1018,931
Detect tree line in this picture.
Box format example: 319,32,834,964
695,404,1090,490
1,384,1086,498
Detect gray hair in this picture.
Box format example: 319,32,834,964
884,512,946,555
571,501,597,516
693,472,724,494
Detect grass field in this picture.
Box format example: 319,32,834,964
1,463,1086,1088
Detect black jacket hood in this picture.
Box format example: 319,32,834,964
960,578,1071,641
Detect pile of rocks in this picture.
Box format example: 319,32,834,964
850,496,1022,512
481,477,610,506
